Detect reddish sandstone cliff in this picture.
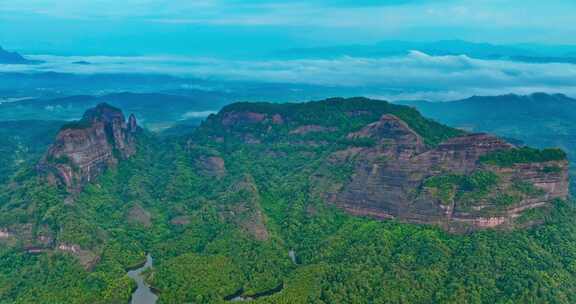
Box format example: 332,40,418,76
204,104,569,232
37,103,139,193
330,114,569,231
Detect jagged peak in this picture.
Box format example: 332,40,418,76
128,113,138,132
38,104,139,193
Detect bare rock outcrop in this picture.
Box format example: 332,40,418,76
330,114,569,232
197,156,227,178
221,175,270,241
57,243,101,270
37,103,139,193
127,203,152,227
348,114,426,159
290,125,336,135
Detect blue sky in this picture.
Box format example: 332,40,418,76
2,0,576,56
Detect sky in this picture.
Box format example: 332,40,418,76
2,0,576,56
2,0,576,100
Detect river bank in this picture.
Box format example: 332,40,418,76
127,254,158,304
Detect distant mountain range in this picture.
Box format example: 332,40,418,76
274,40,576,64
0,46,39,64
396,93,576,137
0,92,231,131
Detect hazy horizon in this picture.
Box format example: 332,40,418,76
2,0,576,56
3,1,576,101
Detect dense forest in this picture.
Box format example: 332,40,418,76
1,98,575,303
0,120,62,184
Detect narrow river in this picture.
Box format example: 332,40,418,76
127,254,158,304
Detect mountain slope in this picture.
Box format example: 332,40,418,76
0,97,575,303
197,98,567,231
396,93,576,190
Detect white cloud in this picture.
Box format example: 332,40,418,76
181,111,217,119
3,51,576,101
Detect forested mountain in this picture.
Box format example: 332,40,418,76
396,93,576,190
1,97,575,303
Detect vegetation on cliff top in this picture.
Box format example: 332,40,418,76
480,147,567,167
424,170,500,206
210,97,464,146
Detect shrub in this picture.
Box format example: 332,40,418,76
480,147,566,167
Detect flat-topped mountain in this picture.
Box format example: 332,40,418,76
195,97,569,231
37,103,139,193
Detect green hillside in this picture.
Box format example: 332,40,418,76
1,98,575,304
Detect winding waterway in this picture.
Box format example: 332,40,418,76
127,254,158,304
127,251,293,303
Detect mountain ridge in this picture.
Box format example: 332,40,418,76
0,46,39,64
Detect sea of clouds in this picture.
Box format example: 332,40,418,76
2,51,576,101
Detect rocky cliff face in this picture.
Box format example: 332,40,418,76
330,114,569,232
190,98,569,232
37,103,139,193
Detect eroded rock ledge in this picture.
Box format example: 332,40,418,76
37,103,140,193
329,114,569,232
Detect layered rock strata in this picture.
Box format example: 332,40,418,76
332,114,569,231
37,103,139,192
